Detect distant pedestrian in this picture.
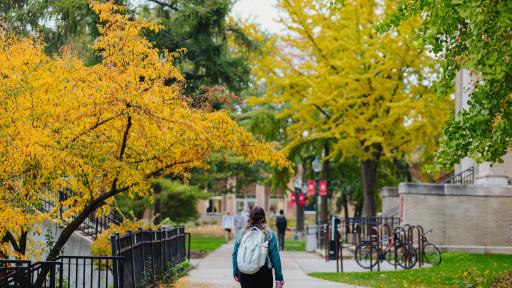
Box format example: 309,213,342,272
222,212,234,243
235,211,246,236
275,209,287,251
232,207,284,288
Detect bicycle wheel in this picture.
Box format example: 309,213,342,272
354,243,379,269
396,244,417,269
423,242,442,265
384,245,401,266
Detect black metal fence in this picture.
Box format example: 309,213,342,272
0,256,123,288
40,190,122,240
56,256,124,288
341,217,401,245
111,227,190,288
439,166,474,185
0,259,62,288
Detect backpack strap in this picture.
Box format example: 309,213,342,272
263,229,273,269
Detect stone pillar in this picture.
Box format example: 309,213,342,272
381,187,399,213
225,193,235,215
256,184,266,209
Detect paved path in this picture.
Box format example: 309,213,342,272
185,244,363,288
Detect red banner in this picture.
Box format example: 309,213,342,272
319,180,328,196
290,192,296,203
307,179,315,196
298,193,305,207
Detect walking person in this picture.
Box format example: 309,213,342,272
276,209,287,251
232,207,284,288
222,212,234,243
235,211,245,236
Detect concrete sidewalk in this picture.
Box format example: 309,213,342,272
185,244,363,288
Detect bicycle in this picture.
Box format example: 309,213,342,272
354,231,417,269
422,228,442,265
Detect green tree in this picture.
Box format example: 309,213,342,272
153,179,209,223
383,0,512,169
142,0,255,95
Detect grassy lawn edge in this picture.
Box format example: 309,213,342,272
189,235,225,253
309,253,512,288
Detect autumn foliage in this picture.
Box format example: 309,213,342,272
0,2,290,259
250,0,453,215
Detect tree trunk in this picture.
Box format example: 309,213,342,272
34,185,130,288
342,192,350,232
19,230,27,255
361,158,379,217
46,199,104,261
154,191,162,224
297,205,304,232
361,143,382,217
354,202,361,218
342,193,349,219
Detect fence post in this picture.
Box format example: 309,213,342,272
187,233,191,262
177,228,182,263
150,229,156,282
111,234,120,288
49,263,56,288
129,231,136,287
159,228,165,273
58,262,63,288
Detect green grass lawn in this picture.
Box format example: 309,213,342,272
310,253,512,287
189,235,225,252
285,238,305,252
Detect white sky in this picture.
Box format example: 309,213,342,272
232,0,282,34
131,0,283,33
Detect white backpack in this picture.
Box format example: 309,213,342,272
236,227,271,274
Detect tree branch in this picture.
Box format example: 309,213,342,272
69,112,124,143
313,104,331,119
118,115,132,161
148,0,179,11
2,231,21,253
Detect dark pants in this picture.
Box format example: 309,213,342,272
278,231,285,251
240,266,273,288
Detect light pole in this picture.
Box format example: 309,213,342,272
312,156,322,225
294,178,302,240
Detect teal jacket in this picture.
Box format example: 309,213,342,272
232,228,284,281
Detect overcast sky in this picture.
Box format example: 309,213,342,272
232,0,282,34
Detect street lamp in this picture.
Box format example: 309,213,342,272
294,178,302,240
312,156,322,225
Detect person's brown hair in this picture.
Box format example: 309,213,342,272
246,206,267,230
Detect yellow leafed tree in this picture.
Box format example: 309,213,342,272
0,2,290,260
250,0,452,216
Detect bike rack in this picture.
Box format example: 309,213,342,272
393,226,407,270
408,225,424,267
323,224,329,262
379,223,392,244
335,223,343,273
324,220,344,273
369,226,380,272
352,223,436,272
